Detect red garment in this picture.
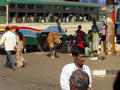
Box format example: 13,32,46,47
77,41,85,49
17,18,22,23
76,30,84,37
102,25,106,36
76,30,85,44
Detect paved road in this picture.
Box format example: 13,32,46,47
0,52,119,90
92,76,116,90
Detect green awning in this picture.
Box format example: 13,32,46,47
8,0,100,7
0,0,7,6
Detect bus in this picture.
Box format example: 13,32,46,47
0,25,65,52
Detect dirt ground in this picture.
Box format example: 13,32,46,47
0,51,73,90
0,51,118,90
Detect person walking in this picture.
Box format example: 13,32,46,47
0,26,16,70
15,29,26,68
69,70,89,90
60,45,92,90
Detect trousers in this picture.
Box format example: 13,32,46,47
5,51,15,68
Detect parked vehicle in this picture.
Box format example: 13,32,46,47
0,25,65,51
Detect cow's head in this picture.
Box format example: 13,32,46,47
54,35,62,44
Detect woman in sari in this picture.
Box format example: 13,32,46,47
15,29,26,68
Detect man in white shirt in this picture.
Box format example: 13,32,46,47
0,26,16,70
60,45,92,90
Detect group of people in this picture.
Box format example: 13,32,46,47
0,21,106,89
17,15,34,23
59,21,106,90
60,45,91,90
60,20,107,90
64,20,107,57
0,26,26,70
87,20,107,56
14,14,94,24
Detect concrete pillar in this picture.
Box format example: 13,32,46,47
6,5,8,25
61,13,63,22
106,4,115,55
34,13,37,22
82,7,84,22
106,21,115,55
44,13,46,22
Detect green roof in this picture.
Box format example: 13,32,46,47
0,0,101,7
0,0,7,6
7,0,100,7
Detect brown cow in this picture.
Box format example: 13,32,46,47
47,32,62,58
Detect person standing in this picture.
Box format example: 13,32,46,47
91,20,99,33
15,29,26,68
60,45,92,90
0,26,16,70
87,30,93,52
102,21,107,54
75,25,85,49
69,70,89,90
85,30,93,56
92,27,99,54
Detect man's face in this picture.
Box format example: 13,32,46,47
73,54,85,68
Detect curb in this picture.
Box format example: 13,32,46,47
92,70,120,76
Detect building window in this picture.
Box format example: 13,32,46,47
9,4,15,8
0,7,6,16
18,4,25,9
27,4,34,9
63,6,70,10
84,7,88,10
0,6,6,24
90,7,94,11
36,5,43,9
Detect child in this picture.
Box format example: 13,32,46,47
67,35,76,53
85,30,93,56
87,30,93,52
85,42,92,57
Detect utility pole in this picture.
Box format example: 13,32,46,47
6,5,8,25
106,0,115,55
